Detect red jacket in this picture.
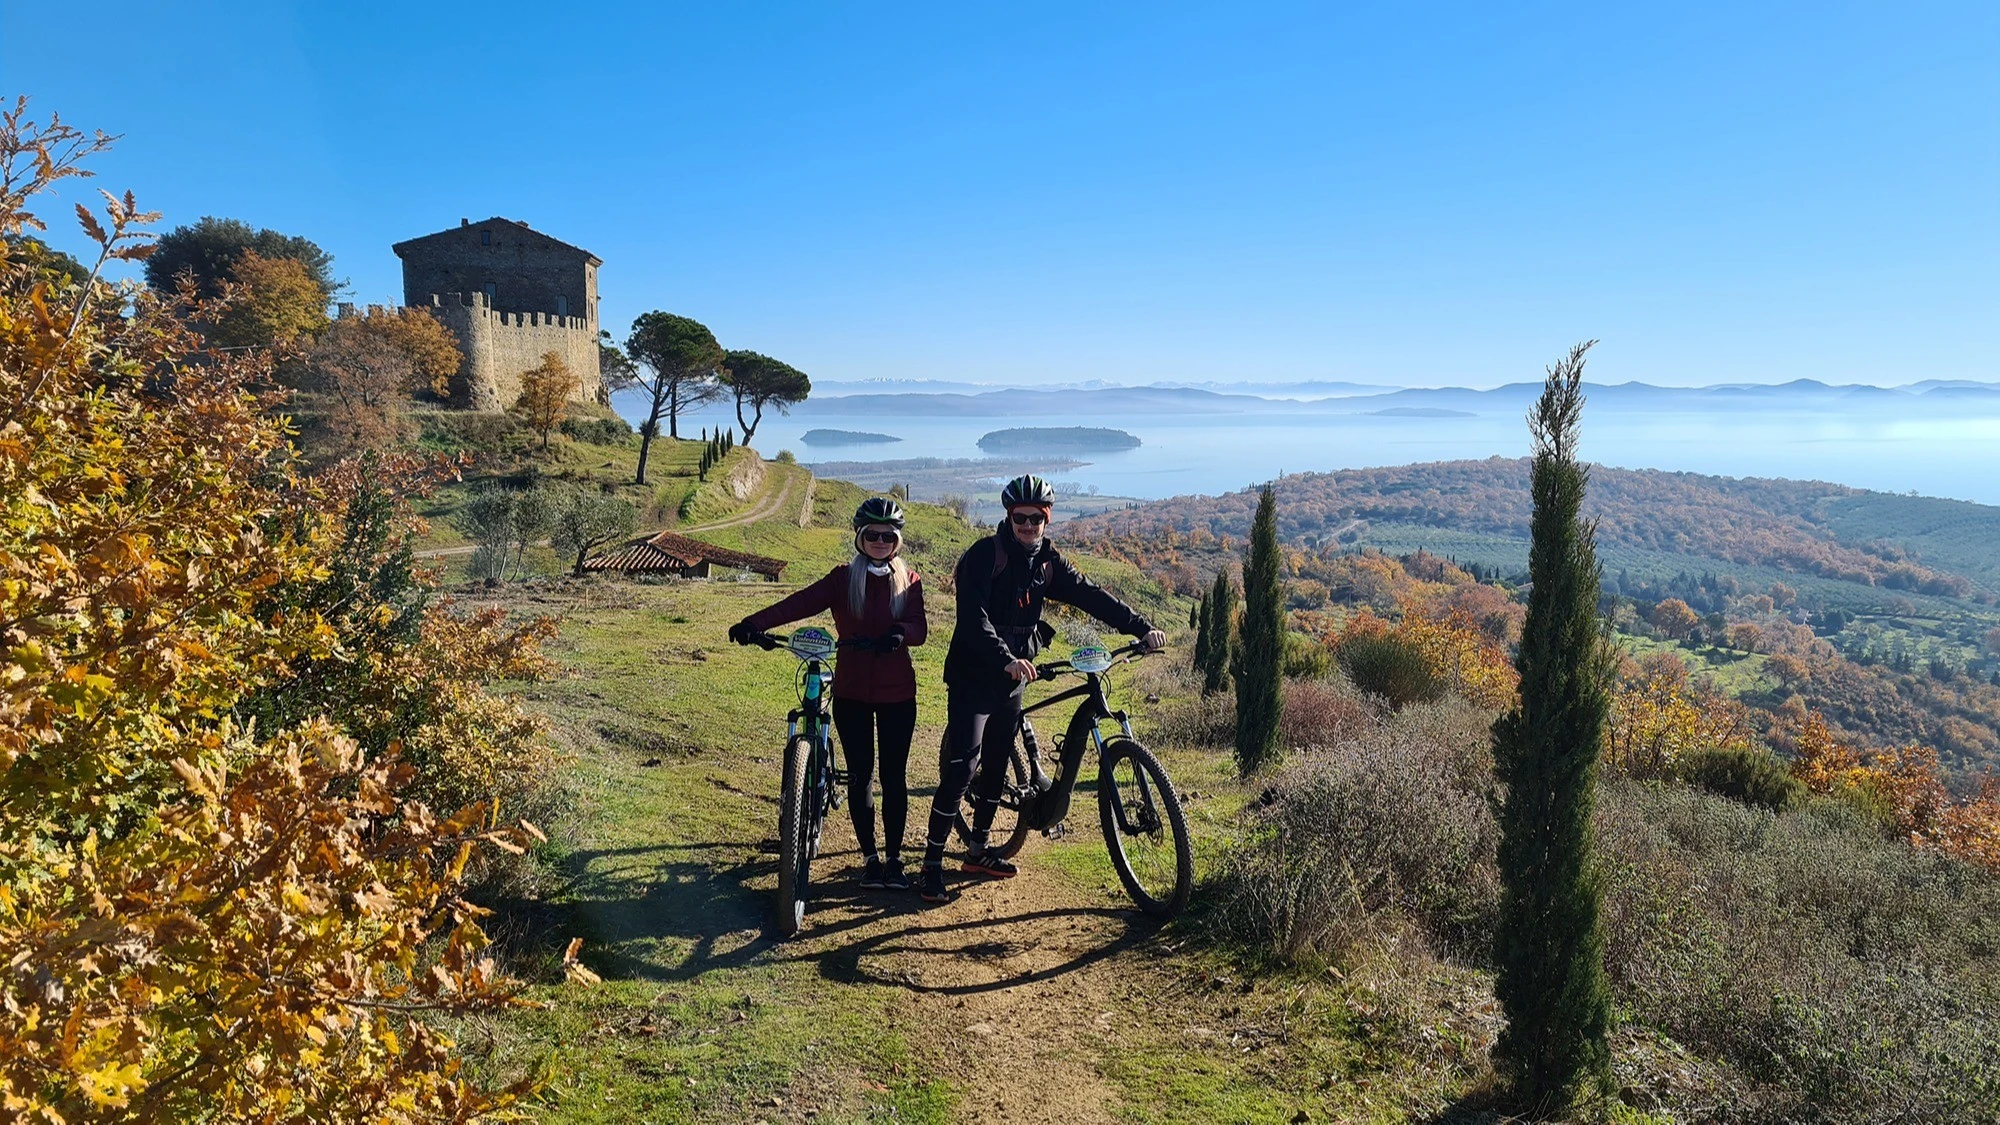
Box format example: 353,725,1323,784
744,563,928,704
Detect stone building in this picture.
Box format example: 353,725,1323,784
387,218,606,411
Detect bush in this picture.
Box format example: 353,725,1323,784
1275,675,1373,751
1596,779,2000,1122
1212,699,1501,963
774,449,797,464
1282,631,1332,679
1338,630,1445,709
561,415,634,445
1678,745,1805,811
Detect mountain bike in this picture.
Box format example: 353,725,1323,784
952,641,1193,917
747,626,852,937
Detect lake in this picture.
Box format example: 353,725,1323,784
615,390,2000,506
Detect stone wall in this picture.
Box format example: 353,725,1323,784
425,293,603,411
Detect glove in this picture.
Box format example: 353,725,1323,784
876,629,905,653
728,619,757,646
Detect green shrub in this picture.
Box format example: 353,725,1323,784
1678,745,1805,811
774,449,797,464
1338,631,1445,709
1596,779,2000,1122
1212,699,1500,962
1282,631,1332,679
560,415,634,445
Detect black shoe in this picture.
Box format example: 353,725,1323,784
882,857,910,891
963,849,1018,879
918,863,951,903
860,858,887,889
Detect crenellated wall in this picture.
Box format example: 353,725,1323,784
341,293,605,411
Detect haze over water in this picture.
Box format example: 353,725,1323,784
618,389,2000,507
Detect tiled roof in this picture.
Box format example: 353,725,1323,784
583,530,787,578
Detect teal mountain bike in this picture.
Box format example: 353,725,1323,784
747,626,855,937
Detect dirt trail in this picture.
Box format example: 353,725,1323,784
778,831,1156,1124
684,467,805,533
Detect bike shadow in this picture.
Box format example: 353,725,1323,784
799,906,1161,996
542,838,938,983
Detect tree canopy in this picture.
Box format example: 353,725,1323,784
143,215,337,300
720,349,810,444
210,250,329,348
625,311,724,483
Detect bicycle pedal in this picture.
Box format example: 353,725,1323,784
1043,820,1068,840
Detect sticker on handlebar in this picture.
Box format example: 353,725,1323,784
789,626,836,659
1069,644,1114,674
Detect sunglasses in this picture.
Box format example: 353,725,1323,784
860,530,901,543
1009,511,1049,527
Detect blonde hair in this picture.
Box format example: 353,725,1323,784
848,553,911,618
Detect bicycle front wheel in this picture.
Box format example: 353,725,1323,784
1098,738,1192,917
773,735,815,938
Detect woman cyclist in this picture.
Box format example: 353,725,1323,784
918,474,1164,903
729,497,927,890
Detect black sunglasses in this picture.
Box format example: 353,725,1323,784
1009,511,1048,526
860,530,900,543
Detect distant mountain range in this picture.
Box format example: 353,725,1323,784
796,378,2000,419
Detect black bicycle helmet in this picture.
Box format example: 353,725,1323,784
1000,474,1056,508
852,496,906,530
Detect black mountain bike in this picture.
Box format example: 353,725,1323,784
747,626,854,937
952,641,1193,916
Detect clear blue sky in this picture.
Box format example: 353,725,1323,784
4,1,1995,388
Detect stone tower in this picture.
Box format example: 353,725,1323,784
391,218,605,411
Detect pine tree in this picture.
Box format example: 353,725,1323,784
1201,569,1235,696
1491,341,1615,1112
1232,485,1283,772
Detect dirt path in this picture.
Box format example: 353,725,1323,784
776,830,1154,1124
684,467,806,533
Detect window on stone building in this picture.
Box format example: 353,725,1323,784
481,229,491,246
556,296,568,317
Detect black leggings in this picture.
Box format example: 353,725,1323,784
923,689,1022,864
831,698,916,860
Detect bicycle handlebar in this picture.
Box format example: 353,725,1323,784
1033,640,1158,680
745,630,874,654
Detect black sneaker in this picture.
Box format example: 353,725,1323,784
882,857,910,891
918,863,951,903
860,858,887,889
963,850,1018,879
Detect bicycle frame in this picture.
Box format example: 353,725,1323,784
1015,646,1143,832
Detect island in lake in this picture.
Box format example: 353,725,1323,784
801,429,903,446
978,426,1141,453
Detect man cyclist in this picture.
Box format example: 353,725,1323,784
918,474,1165,903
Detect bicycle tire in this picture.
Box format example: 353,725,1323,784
1098,737,1192,917
773,735,814,938
946,732,1032,860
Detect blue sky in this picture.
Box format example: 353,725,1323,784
4,1,1995,388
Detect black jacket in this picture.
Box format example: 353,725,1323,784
943,525,1154,703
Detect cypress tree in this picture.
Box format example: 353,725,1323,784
1201,568,1235,696
1491,341,1615,1112
1191,593,1210,679
1232,485,1283,772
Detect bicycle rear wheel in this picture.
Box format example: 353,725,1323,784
1098,738,1192,917
947,732,1032,860
773,735,815,937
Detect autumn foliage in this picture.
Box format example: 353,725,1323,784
0,101,551,1120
